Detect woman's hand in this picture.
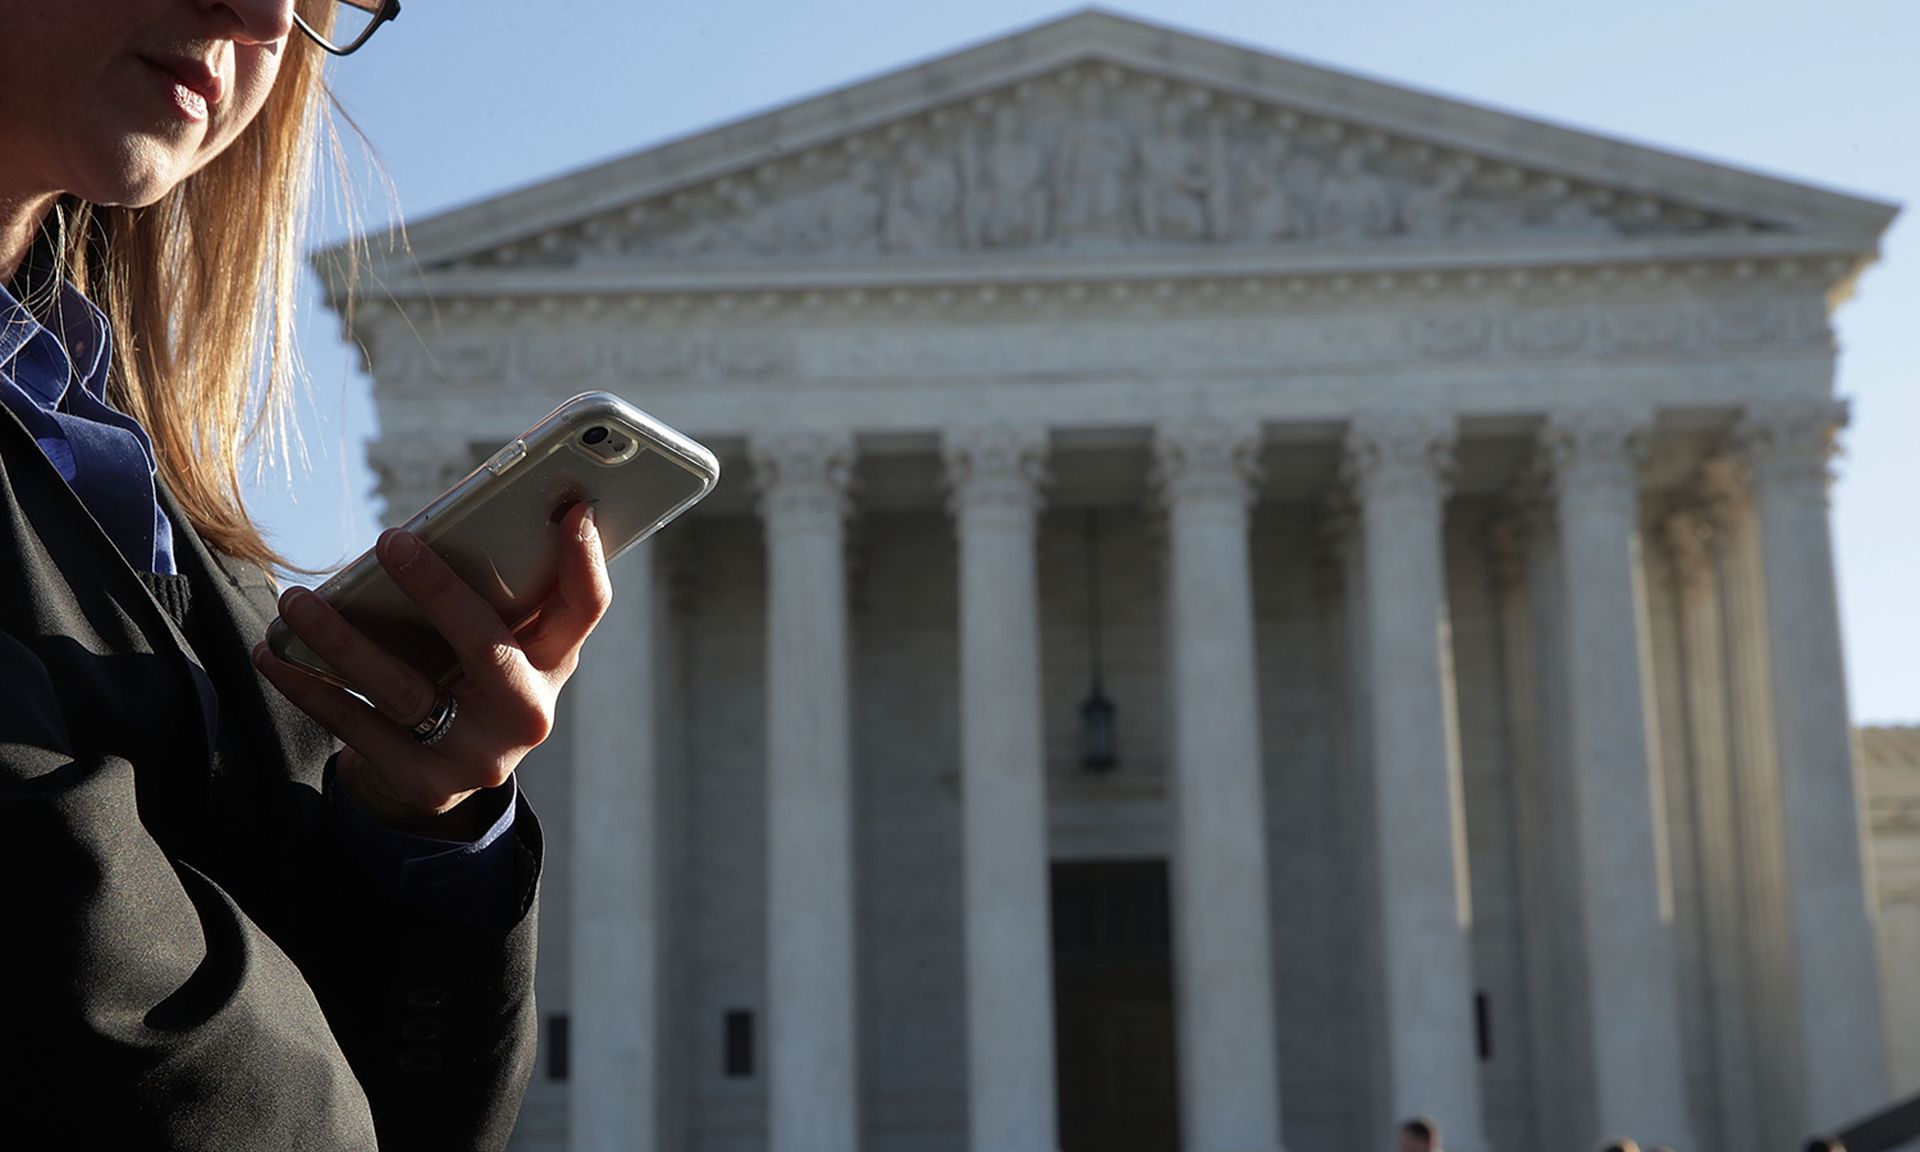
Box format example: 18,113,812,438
252,502,612,839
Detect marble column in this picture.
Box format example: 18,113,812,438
1541,410,1693,1149
1488,506,1564,1152
570,540,662,1151
1663,508,1758,1152
1508,462,1596,1152
1699,455,1798,1152
1737,399,1888,1133
942,426,1058,1152
751,432,859,1152
1343,415,1486,1150
1322,488,1387,1151
1153,420,1283,1152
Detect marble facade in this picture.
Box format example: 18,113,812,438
323,12,1908,1151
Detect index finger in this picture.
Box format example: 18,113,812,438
518,501,613,675
377,528,527,681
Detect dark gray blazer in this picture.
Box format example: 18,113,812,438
0,404,542,1150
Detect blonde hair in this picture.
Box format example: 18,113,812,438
52,5,337,571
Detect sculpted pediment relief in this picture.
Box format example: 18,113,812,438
447,63,1776,272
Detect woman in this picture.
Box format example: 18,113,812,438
0,1,609,1146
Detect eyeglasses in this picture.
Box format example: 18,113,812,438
293,0,401,57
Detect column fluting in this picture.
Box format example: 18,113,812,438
1510,463,1590,1152
570,540,662,1151
1488,505,1565,1152
1343,414,1487,1150
1699,454,1798,1152
943,426,1059,1152
752,432,859,1152
1663,506,1759,1152
1152,420,1283,1152
1542,409,1694,1150
1323,487,1388,1149
1737,399,1888,1133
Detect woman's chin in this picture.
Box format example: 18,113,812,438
77,137,199,208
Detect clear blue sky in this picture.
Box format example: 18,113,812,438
249,0,1920,721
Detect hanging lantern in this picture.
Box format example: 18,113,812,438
1079,508,1118,774
1079,683,1118,773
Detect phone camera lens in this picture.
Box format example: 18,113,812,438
583,426,609,445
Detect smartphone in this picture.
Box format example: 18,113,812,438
266,391,719,687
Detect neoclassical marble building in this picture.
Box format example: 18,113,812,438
1859,727,1920,1106
322,13,1909,1152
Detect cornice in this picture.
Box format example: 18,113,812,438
349,233,1865,307
348,251,1848,335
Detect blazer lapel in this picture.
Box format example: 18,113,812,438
0,402,217,778
157,486,341,929
156,483,339,792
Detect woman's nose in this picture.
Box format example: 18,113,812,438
201,0,297,45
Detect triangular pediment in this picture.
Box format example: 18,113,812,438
347,10,1894,284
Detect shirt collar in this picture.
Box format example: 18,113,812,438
0,276,114,408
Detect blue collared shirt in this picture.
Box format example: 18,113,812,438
0,278,175,574
2,274,518,930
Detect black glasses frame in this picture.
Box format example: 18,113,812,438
293,0,401,57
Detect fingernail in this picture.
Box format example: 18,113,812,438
284,589,318,626
577,504,597,543
386,530,420,569
251,642,271,668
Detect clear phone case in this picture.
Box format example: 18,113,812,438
265,391,719,686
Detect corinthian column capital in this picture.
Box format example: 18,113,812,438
1312,483,1361,602
751,430,855,527
1696,453,1751,533
1342,412,1456,508
1541,406,1653,495
1735,398,1849,502
367,438,477,521
1486,513,1528,595
942,425,1049,521
1662,505,1716,595
1504,449,1559,537
1151,419,1263,509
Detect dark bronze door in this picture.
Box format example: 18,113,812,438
1052,859,1180,1152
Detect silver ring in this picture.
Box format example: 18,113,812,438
411,692,458,746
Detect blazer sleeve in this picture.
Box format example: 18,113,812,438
300,761,544,1152
0,624,542,1151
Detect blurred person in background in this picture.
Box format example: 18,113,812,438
1399,1116,1440,1152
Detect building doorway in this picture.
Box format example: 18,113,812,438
1052,859,1181,1152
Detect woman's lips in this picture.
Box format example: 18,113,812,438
140,54,224,123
